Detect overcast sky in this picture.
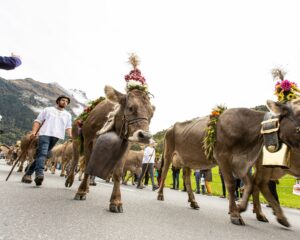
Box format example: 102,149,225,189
1,0,300,133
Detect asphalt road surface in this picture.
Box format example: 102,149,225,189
1,159,300,240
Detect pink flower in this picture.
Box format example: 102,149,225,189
281,80,292,91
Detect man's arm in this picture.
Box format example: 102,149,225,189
30,121,41,139
0,55,22,70
66,128,72,138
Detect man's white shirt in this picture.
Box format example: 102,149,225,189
35,107,72,139
142,146,155,164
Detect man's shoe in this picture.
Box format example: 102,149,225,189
21,175,32,184
152,185,159,191
34,175,44,186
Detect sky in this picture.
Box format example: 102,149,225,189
1,0,300,133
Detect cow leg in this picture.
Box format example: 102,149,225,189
78,170,83,181
157,160,171,201
219,163,245,226
252,183,269,222
60,161,66,177
17,156,25,172
65,137,81,187
109,159,125,213
259,181,290,227
89,175,97,186
184,167,199,209
74,173,90,200
237,173,253,212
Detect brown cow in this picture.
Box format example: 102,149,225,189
249,149,300,227
122,150,143,185
65,85,154,213
159,99,300,226
47,143,65,174
214,99,300,225
60,140,73,177
157,117,216,210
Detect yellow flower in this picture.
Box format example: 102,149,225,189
278,92,284,102
287,93,295,101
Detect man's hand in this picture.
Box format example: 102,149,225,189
29,132,37,140
11,52,21,60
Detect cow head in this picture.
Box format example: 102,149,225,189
267,99,300,148
105,85,155,144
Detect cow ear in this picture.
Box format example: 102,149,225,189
104,85,125,103
266,100,289,116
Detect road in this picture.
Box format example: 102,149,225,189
0,159,300,240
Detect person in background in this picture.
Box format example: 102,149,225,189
171,165,180,190
0,53,22,70
21,95,72,186
136,140,159,191
194,169,201,194
267,180,280,207
202,169,213,196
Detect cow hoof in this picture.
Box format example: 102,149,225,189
17,168,22,172
65,176,74,188
157,194,164,201
190,202,200,209
89,182,97,186
109,204,123,213
231,216,245,226
118,205,123,213
277,218,290,227
74,193,86,200
256,214,269,223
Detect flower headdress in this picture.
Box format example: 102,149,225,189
272,68,300,102
125,53,148,92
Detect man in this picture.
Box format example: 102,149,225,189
22,95,72,186
0,53,22,70
136,140,159,191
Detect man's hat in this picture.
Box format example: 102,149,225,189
56,95,71,104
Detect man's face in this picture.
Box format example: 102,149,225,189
57,98,69,108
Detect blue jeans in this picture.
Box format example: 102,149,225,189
26,135,59,176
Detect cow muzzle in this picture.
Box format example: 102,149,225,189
128,130,152,143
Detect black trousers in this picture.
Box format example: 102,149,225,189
137,163,155,187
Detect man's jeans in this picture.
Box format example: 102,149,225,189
26,135,59,176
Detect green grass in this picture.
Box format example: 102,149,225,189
160,166,300,209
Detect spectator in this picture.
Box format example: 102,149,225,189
202,169,213,196
0,53,22,70
267,180,280,207
136,140,159,191
171,165,180,190
195,169,206,194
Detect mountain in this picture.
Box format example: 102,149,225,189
0,77,89,145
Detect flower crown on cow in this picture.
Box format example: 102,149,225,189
125,53,148,92
273,68,300,102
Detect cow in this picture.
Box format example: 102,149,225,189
122,150,143,185
157,117,215,210
65,85,155,213
47,143,65,174
159,99,300,226
248,149,300,227
214,99,300,225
